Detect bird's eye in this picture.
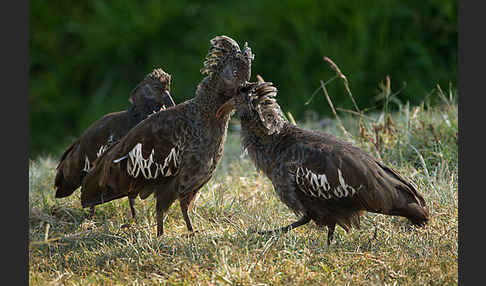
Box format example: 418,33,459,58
233,70,237,76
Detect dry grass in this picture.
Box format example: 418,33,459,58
29,85,457,285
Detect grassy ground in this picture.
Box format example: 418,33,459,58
29,88,458,285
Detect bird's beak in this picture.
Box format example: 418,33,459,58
163,90,176,107
216,98,236,119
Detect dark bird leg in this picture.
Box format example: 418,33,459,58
179,193,197,233
373,221,378,240
128,194,137,220
120,195,139,229
327,223,336,246
155,189,178,236
257,215,311,235
156,199,168,236
89,206,95,218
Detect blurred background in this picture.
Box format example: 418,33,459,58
30,0,457,158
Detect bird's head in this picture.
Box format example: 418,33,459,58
217,75,285,135
128,68,175,111
201,35,253,94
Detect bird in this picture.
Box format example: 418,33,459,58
217,75,429,245
54,68,175,218
80,35,254,236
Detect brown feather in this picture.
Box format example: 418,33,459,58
54,68,174,206
80,35,253,236
235,78,429,244
81,107,181,207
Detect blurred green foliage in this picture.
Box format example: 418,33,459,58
30,0,457,158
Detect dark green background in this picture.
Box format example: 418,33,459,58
30,0,457,158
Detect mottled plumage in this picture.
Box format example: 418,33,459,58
81,35,253,236
54,68,174,218
223,76,429,245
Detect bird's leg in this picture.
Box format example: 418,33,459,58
327,223,336,246
155,190,177,237
156,198,164,236
179,192,197,233
128,195,137,220
373,220,378,240
89,206,95,218
256,215,311,235
120,195,139,229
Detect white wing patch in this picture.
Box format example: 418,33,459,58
82,142,111,173
296,167,360,200
96,144,109,158
83,156,91,172
115,143,180,180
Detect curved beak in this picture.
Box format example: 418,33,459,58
216,98,236,119
163,90,176,108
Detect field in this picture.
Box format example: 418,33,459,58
29,86,458,285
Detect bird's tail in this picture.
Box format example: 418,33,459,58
389,185,429,226
378,163,430,226
54,168,79,198
80,158,108,208
54,141,82,198
80,150,129,208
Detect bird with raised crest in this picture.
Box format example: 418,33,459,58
54,68,175,218
217,75,429,245
80,35,254,236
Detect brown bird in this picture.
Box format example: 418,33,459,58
80,35,253,236
54,68,175,218
218,76,429,245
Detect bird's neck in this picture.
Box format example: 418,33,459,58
194,75,235,123
239,106,287,140
240,122,289,176
128,104,156,121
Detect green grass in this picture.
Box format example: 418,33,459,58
29,88,457,285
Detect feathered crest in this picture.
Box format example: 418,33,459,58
145,68,171,89
247,76,285,135
129,68,172,104
200,35,248,76
242,42,254,64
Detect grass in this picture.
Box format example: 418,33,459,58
29,84,458,285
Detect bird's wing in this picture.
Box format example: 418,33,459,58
294,141,370,202
81,110,185,207
283,131,382,230
294,128,422,212
289,129,392,208
284,128,429,229
54,139,83,198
